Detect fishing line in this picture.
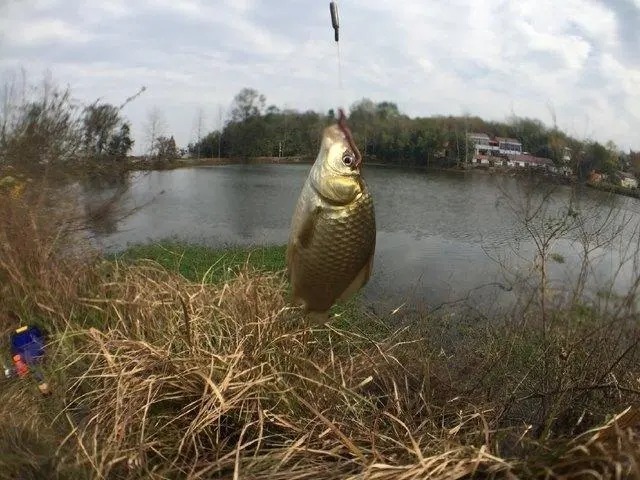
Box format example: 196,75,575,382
330,1,345,117
336,40,344,108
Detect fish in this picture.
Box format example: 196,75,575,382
286,109,376,325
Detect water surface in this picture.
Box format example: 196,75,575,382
82,164,640,315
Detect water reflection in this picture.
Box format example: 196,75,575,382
78,170,132,235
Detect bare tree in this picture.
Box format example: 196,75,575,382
193,107,205,159
480,177,640,438
144,107,167,159
217,105,225,158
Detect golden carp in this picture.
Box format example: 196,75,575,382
286,109,376,324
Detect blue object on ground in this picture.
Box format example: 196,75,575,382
10,325,46,366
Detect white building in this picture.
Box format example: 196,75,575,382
617,171,638,189
507,154,553,169
496,137,522,156
467,132,500,157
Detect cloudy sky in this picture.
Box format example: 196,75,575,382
1,0,639,154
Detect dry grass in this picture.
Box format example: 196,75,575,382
1,179,640,479
54,264,511,479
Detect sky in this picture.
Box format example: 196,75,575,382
0,0,639,154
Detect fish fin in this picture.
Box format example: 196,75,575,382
296,205,321,249
306,310,331,326
337,251,375,302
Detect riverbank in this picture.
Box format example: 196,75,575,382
586,179,640,199
7,156,639,206
2,185,640,480
126,155,315,171
127,156,584,188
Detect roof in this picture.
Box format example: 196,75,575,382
617,171,637,180
507,154,553,166
467,132,490,139
496,137,522,144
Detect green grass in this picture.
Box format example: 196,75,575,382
112,241,287,283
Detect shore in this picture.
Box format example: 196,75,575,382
138,157,640,200
126,155,315,171
6,155,640,203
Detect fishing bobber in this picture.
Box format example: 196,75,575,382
330,2,339,42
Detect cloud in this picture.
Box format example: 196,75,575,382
598,0,640,64
0,0,638,153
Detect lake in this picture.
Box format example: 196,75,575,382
79,164,640,316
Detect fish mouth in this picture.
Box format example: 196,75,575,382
337,108,362,170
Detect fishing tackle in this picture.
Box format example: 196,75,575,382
3,324,51,396
330,1,339,42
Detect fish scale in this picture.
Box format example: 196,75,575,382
302,193,375,302
290,187,375,312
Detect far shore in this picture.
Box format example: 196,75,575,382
133,156,640,200
125,155,580,183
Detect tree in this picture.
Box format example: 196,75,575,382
229,88,266,122
349,98,376,120
106,123,134,160
629,150,640,177
188,130,221,158
193,107,205,159
376,101,400,119
265,105,280,116
82,102,134,160
155,135,178,162
83,103,119,155
144,107,167,158
0,73,85,165
579,141,619,178
0,70,142,166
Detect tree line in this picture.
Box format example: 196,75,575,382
2,73,638,180
190,88,640,179
188,88,640,178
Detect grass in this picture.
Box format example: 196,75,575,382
113,241,287,283
1,180,640,479
112,241,382,337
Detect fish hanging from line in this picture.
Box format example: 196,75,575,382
286,109,376,325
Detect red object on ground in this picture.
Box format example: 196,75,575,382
12,354,29,377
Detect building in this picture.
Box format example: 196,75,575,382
467,133,490,146
548,165,574,177
467,133,522,158
472,154,492,165
467,132,500,157
496,137,523,156
616,171,638,189
506,153,553,169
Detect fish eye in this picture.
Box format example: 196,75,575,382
342,154,355,166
